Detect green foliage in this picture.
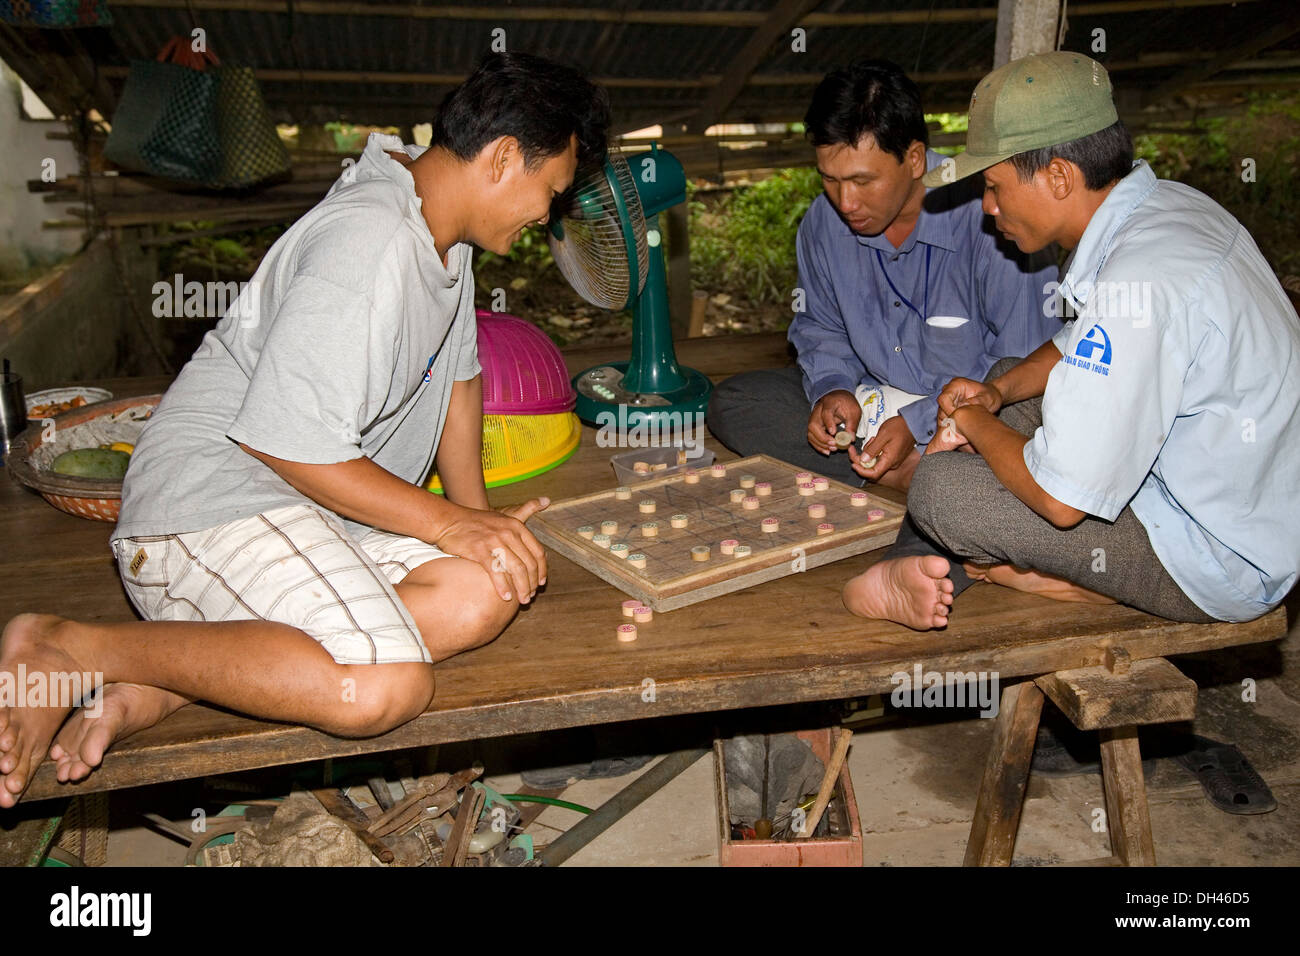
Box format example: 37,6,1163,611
688,167,823,303
475,226,555,273
157,222,288,282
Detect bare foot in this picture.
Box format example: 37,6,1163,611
843,556,955,630
962,561,1117,605
0,614,90,807
873,447,922,492
925,416,974,455
49,683,190,784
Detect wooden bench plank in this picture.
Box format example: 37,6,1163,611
1035,657,1198,730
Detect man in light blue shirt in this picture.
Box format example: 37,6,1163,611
844,51,1300,628
708,59,1060,493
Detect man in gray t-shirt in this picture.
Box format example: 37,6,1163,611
0,53,611,808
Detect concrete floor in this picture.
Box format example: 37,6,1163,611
95,594,1300,867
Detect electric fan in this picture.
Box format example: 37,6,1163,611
548,144,713,429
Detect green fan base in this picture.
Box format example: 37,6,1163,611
572,360,713,432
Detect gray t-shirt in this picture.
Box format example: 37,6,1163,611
114,133,480,542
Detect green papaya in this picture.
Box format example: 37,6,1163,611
51,448,131,480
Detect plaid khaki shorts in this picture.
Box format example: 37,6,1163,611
111,504,452,665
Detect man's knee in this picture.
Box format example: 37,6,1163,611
906,453,976,554
327,663,435,737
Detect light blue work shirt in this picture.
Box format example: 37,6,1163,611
788,150,1061,447
1025,160,1300,622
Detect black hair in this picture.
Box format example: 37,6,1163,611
429,52,610,174
803,58,929,162
1009,119,1134,191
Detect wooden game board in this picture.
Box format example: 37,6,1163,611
527,454,905,611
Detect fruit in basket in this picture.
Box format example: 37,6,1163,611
98,442,135,454
51,448,131,480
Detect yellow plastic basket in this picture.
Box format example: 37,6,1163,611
426,411,581,493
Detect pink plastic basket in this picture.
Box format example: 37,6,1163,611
475,308,575,415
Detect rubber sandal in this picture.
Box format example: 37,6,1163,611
1031,719,1157,777
1172,735,1277,814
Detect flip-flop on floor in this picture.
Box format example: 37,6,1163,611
1173,734,1277,815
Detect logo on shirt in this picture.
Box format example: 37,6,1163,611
1062,324,1112,377
422,355,436,384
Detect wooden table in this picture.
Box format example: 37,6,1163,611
0,333,1288,865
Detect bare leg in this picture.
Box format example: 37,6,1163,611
842,555,955,630
43,556,515,788
962,561,1117,605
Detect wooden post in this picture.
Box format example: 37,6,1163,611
1099,726,1157,865
965,680,1044,866
994,0,1062,67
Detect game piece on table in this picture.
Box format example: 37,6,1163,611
633,606,653,623
808,503,826,519
577,525,595,539
733,545,752,558
817,523,834,535
611,543,630,559
794,471,811,484
628,552,647,569
642,521,659,537
652,463,668,471
683,469,700,484
798,482,815,496
868,509,885,521
742,496,760,511
711,463,726,477
633,461,651,474
622,600,642,618
813,476,829,491
834,430,854,448
670,514,689,529
729,488,746,503
639,499,656,514
755,481,771,496
850,492,868,507
592,533,611,549
739,474,756,489
761,517,779,533
617,623,638,642
601,519,619,534
691,545,711,562
719,539,738,555
615,486,632,500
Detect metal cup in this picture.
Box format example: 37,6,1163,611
1,371,26,464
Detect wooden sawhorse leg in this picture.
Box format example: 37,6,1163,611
965,649,1194,866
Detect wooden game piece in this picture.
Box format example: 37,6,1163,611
868,509,885,521
755,481,772,496
638,499,656,513
808,503,826,519
711,463,726,477
813,476,829,491
628,553,647,569
610,543,630,559
729,489,746,503
622,600,642,618
615,486,632,500
733,545,752,558
642,522,659,537
719,539,738,555
592,533,611,549
850,492,869,507
652,463,668,472
834,430,854,448
798,482,815,496
617,623,638,642
817,523,834,535
670,514,689,529
742,496,760,510
862,453,881,470
577,525,595,539
691,545,711,561
683,469,700,484
633,606,653,623
633,461,651,474
601,519,619,535
794,471,811,483
739,474,756,488
761,517,779,533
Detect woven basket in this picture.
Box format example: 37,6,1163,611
7,394,161,522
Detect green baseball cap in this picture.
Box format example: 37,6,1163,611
922,52,1118,187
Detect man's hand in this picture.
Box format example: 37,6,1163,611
434,498,550,604
937,377,1003,419
925,414,973,455
807,390,861,455
848,414,914,480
